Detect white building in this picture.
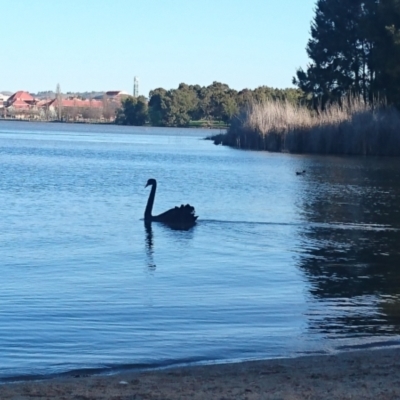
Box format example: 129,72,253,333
0,93,10,109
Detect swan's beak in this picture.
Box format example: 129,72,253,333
145,183,149,188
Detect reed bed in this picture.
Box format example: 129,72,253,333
216,99,400,156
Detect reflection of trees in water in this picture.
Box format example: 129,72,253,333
301,228,400,299
296,160,400,336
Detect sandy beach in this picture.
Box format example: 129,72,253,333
1,347,400,399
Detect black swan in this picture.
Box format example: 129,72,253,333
144,178,198,229
296,170,306,176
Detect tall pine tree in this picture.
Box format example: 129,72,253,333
294,0,377,107
370,0,400,106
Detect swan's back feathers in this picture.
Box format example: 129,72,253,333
153,203,198,228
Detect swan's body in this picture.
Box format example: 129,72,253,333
144,179,198,229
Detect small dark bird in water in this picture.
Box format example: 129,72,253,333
296,170,306,176
144,178,198,229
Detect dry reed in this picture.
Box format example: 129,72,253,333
219,98,400,156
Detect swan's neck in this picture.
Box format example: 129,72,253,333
144,183,156,220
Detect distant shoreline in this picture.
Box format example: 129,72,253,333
0,118,115,126
0,118,227,130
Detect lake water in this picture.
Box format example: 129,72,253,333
1,121,400,381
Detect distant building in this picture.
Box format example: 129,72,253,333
4,91,38,118
0,93,10,109
37,97,105,121
2,90,119,121
105,90,130,97
5,91,36,109
46,98,103,109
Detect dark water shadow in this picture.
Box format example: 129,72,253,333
297,225,400,337
293,159,400,340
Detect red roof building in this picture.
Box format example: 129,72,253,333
8,99,30,109
44,98,103,109
6,91,36,108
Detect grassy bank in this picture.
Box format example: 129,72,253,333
188,120,228,129
211,99,400,156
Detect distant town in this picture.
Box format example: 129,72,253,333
0,89,131,123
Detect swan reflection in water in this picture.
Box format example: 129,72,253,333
143,220,196,270
144,221,156,269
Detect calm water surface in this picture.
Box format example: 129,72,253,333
1,121,400,380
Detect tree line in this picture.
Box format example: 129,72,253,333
117,0,400,129
115,82,302,127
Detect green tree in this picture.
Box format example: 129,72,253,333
198,82,238,123
237,86,303,108
168,84,199,126
293,0,376,106
148,88,168,126
116,96,148,125
370,0,400,106
148,84,200,127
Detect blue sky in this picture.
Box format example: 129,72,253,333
1,0,316,96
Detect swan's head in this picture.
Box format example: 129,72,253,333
145,178,157,188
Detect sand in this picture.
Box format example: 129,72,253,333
1,348,400,399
